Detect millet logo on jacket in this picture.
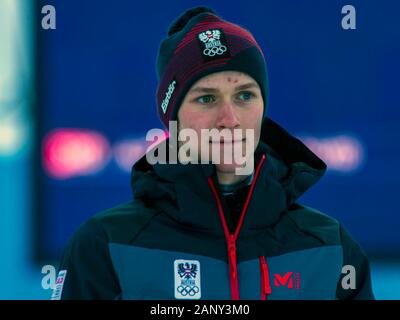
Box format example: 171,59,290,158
174,259,201,299
273,272,301,290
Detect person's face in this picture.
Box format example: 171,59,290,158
177,71,264,175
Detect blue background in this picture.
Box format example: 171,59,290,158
38,0,400,259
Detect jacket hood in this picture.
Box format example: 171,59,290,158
131,117,326,235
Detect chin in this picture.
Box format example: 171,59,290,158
215,163,243,173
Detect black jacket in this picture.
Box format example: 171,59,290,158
54,117,374,300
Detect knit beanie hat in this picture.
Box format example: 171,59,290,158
156,6,268,128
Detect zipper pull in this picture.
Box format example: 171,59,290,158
228,235,237,280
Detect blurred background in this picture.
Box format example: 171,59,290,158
0,0,399,299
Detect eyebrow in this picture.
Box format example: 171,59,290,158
188,82,259,95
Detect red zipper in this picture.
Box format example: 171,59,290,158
228,235,239,299
259,256,272,300
207,154,266,300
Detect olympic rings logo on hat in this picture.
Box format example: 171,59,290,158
203,45,227,57
198,29,229,60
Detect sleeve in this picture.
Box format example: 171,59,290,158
336,224,375,300
51,219,121,300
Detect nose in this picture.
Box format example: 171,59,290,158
215,101,240,130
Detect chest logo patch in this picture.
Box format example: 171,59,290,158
174,259,201,299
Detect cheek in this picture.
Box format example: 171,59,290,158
254,115,263,144
240,106,263,143
178,108,214,131
254,126,262,146
241,106,263,128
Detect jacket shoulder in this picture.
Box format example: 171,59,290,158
90,199,159,244
286,203,341,246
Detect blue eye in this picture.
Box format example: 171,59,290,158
237,91,255,101
196,95,215,104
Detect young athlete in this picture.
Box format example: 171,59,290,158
53,6,374,300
